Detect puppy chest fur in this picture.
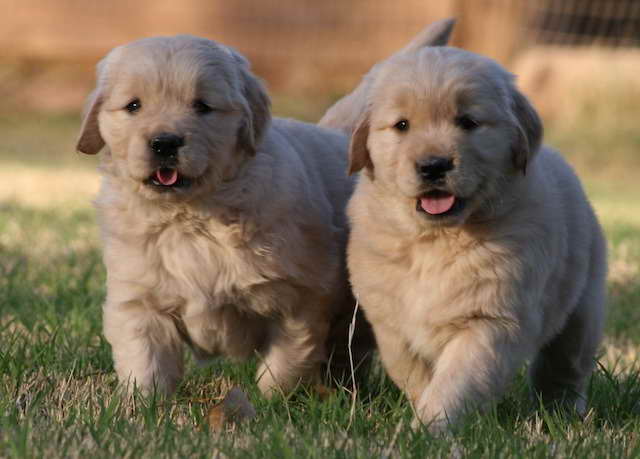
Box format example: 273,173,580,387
350,225,525,362
100,195,334,359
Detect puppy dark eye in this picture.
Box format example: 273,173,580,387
124,99,141,114
394,119,410,132
455,115,480,131
193,99,213,115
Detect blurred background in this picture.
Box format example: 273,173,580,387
0,1,639,361
2,1,640,172
2,0,640,116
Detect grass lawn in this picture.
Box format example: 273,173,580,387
1,111,639,458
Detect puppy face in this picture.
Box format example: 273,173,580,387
77,35,270,201
350,47,542,226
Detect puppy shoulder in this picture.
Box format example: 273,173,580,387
532,147,592,214
270,118,348,152
536,145,603,242
269,117,352,202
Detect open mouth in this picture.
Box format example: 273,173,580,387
416,190,465,217
144,167,191,190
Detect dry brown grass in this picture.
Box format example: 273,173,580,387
510,46,640,189
514,47,640,125
0,162,99,209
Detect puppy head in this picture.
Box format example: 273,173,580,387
349,47,542,227
77,35,271,201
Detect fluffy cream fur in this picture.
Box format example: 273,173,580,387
76,35,367,396
334,46,607,431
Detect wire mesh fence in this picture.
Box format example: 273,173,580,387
529,0,640,47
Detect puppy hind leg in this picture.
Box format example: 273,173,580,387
529,285,606,415
372,322,432,406
529,234,606,415
256,304,330,397
104,302,184,395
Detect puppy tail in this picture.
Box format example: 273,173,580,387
400,17,456,54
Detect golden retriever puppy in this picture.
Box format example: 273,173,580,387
340,47,607,431
76,35,363,396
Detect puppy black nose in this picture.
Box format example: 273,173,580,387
149,133,184,157
417,156,454,182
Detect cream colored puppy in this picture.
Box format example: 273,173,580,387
76,35,363,396
339,47,607,430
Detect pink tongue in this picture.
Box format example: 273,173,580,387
420,194,455,215
156,168,178,186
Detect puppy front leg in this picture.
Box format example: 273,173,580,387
373,322,432,405
256,304,329,397
103,299,184,395
413,321,533,432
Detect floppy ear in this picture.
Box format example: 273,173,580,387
348,116,373,176
230,51,271,156
76,89,105,154
511,88,542,175
400,17,456,53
